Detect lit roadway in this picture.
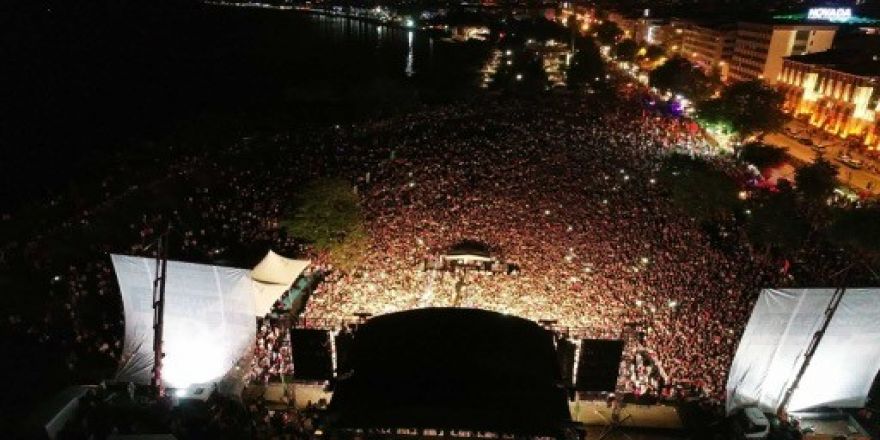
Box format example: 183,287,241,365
764,131,880,196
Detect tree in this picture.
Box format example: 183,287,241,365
282,177,368,268
829,206,880,258
696,80,786,139
660,153,740,222
794,156,838,204
567,36,605,89
614,38,638,62
649,56,713,101
594,20,623,45
739,142,788,171
519,55,549,94
491,49,547,94
747,185,810,255
644,44,665,62
504,17,568,45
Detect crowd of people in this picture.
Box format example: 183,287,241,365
0,88,859,435
301,94,815,404
247,317,295,385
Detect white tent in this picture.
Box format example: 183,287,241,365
111,253,310,388
111,255,257,388
251,250,310,286
251,281,292,317
250,250,311,316
726,288,880,414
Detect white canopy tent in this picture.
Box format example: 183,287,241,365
726,288,880,415
250,250,311,316
251,250,310,286
110,252,309,388
251,281,291,317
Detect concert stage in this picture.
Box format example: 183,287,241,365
326,308,571,436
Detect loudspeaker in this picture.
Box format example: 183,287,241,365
576,339,624,392
556,337,577,387
291,329,334,381
334,329,356,374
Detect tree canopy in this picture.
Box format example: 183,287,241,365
747,185,810,255
829,206,880,258
794,156,838,204
644,44,665,62
649,56,713,101
594,20,623,45
696,80,786,138
739,142,788,170
660,153,740,222
567,36,605,89
491,49,548,94
503,17,568,44
282,177,368,269
614,38,638,62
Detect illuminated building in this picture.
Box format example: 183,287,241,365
660,18,688,55
681,21,736,81
777,48,880,151
729,21,838,84
607,11,665,45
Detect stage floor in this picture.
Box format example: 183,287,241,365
570,400,683,430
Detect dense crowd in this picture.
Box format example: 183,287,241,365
1,90,857,432
302,95,786,403
247,317,295,384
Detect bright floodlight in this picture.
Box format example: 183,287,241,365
110,252,308,389
111,255,257,388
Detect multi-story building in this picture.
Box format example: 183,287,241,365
777,48,880,151
660,18,688,55
634,17,666,45
681,21,737,80
607,10,665,45
729,21,837,84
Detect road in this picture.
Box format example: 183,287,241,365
764,130,880,196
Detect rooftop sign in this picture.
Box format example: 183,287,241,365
807,7,852,22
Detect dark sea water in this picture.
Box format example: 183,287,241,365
1,3,489,208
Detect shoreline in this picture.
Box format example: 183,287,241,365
203,1,420,30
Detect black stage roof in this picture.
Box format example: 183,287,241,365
447,240,492,259
327,308,571,436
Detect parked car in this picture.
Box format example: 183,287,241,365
837,156,864,169
845,159,864,169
